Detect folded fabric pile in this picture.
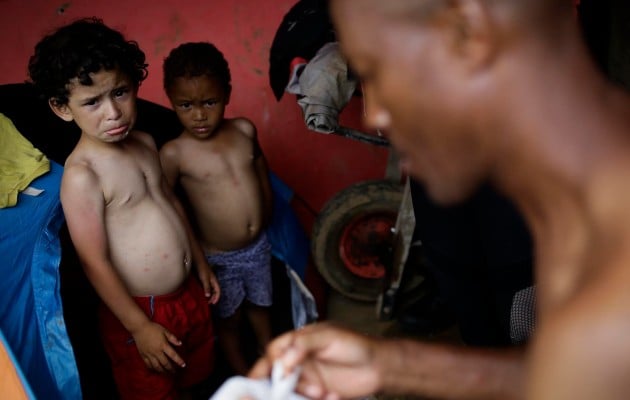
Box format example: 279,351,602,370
0,113,49,208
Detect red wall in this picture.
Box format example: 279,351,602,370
0,0,389,232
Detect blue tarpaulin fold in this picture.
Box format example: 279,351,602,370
0,161,82,400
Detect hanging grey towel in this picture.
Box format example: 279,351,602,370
286,42,358,133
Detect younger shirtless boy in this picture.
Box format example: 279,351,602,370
28,18,220,399
160,42,274,376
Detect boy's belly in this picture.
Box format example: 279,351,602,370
106,201,192,296
199,221,264,253
193,201,265,252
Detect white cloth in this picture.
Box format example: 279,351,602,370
210,361,307,400
286,264,318,329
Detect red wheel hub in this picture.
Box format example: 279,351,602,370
339,211,396,279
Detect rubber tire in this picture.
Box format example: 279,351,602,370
312,179,404,302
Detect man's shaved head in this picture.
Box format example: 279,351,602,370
352,0,573,32
328,0,579,204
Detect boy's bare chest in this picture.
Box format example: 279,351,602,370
94,146,163,204
182,138,254,179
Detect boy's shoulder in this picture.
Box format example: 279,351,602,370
64,137,99,170
159,130,187,153
65,129,156,163
129,129,157,148
61,150,100,197
63,150,92,175
224,117,256,139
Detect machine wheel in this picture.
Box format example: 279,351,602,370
312,180,403,301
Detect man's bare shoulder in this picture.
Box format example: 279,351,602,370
531,255,630,397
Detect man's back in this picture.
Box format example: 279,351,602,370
527,143,630,398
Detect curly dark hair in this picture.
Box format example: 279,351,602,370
163,42,231,96
28,17,148,105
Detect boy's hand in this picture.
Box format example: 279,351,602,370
131,321,185,373
197,261,221,304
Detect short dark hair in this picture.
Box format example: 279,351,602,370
163,42,232,95
28,17,148,105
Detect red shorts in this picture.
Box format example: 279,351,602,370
99,277,215,400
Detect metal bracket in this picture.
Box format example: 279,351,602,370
376,177,416,320
332,126,390,147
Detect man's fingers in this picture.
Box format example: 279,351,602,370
278,324,340,365
248,356,272,379
250,324,343,380
265,330,298,358
292,323,363,363
249,330,301,379
262,325,331,369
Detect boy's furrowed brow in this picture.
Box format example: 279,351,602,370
114,82,132,91
80,93,102,104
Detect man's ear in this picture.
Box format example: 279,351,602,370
48,98,74,122
447,0,496,71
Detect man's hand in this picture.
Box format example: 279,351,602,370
249,323,383,399
131,321,185,373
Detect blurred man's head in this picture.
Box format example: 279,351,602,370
330,0,574,205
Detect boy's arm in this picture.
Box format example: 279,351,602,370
161,174,220,304
234,117,273,225
61,165,186,373
158,136,219,302
158,142,179,190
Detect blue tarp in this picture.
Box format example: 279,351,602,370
266,172,318,327
0,161,82,400
266,172,310,279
